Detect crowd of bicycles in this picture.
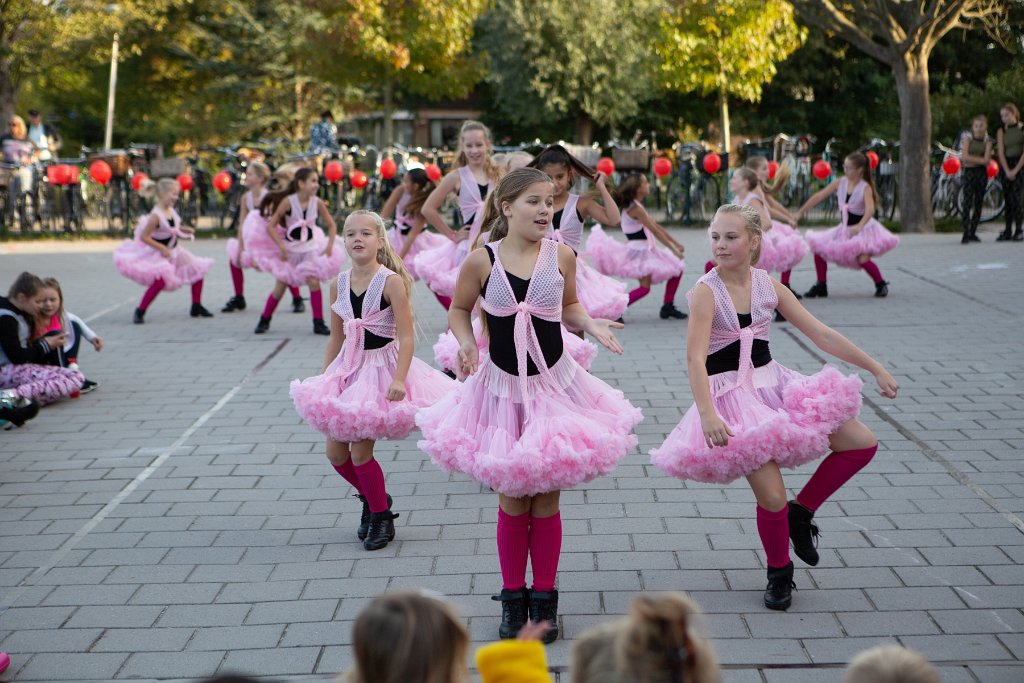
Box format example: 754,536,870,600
0,130,1004,238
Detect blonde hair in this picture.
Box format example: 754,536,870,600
843,646,940,683
476,167,553,248
141,177,177,201
455,120,501,182
344,210,414,299
248,161,271,182
347,591,469,683
505,151,533,172
711,203,763,266
8,115,26,137
571,593,720,683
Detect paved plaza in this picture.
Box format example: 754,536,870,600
0,222,1022,682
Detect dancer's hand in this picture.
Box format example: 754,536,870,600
322,243,333,258
874,369,899,399
457,341,479,376
278,245,288,261
91,336,104,352
160,247,172,259
517,620,552,642
669,243,684,260
701,413,734,448
594,171,609,188
452,228,470,243
850,225,863,236
585,318,625,355
386,378,406,402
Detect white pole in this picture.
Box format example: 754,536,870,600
103,33,119,151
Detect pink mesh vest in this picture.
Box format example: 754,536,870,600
284,195,320,251
135,208,188,246
331,265,397,380
245,188,267,213
549,193,583,251
394,191,413,232
838,178,867,222
458,166,489,244
621,200,653,244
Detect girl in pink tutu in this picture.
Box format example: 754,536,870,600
380,167,446,280
797,152,899,298
585,173,687,320
651,204,899,611
253,167,343,335
415,120,501,308
113,179,215,323
416,168,642,643
290,211,454,551
222,163,305,314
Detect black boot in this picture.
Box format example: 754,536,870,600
969,231,981,242
1013,229,1024,242
528,589,559,644
364,509,399,551
356,493,393,541
292,295,306,313
190,303,214,318
803,282,828,298
996,228,1013,241
764,562,795,611
787,500,820,566
254,316,271,334
961,232,972,244
133,307,146,324
313,319,330,335
221,295,246,312
874,280,889,298
492,588,531,639
659,303,688,319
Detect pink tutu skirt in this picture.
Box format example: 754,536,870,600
433,318,598,374
290,342,454,443
417,353,642,497
411,236,471,298
585,225,684,284
576,258,629,320
651,362,863,484
389,228,447,281
757,221,808,273
113,241,214,291
227,213,281,269
805,219,899,269
252,228,345,287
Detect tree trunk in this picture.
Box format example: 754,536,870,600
383,81,394,147
0,56,16,128
720,86,730,168
893,51,934,233
575,114,593,145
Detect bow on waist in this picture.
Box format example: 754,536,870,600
335,313,394,383
465,198,486,246
732,327,756,391
482,299,560,398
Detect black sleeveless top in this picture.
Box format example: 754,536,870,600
462,183,491,228
482,245,564,376
350,289,392,350
844,194,864,226
705,313,772,376
152,216,176,247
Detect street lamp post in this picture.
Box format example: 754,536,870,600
103,31,119,151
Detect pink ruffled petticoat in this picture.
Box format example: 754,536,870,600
650,362,863,484
805,218,899,270
575,258,628,320
113,241,214,291
433,317,598,374
389,228,446,281
290,342,454,443
226,212,281,270
416,353,642,498
757,220,808,273
410,236,471,298
584,225,684,284
252,228,345,288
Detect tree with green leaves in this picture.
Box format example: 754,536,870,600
655,0,806,163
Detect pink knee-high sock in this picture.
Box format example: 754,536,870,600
663,275,681,305
289,286,302,299
332,460,362,494
628,286,650,306
230,263,245,296
797,444,878,511
191,280,204,305
139,279,165,311
262,294,281,319
529,512,562,592
780,270,792,286
310,289,323,321
434,292,452,310
756,504,791,568
704,260,715,274
497,509,530,590
353,459,389,513
814,254,828,283
860,260,883,284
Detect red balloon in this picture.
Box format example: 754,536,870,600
47,164,78,186
213,171,233,193
596,157,615,176
941,157,960,176
351,171,369,189
702,153,721,174
131,172,149,192
767,161,779,180
324,160,345,183
812,160,831,181
653,157,672,177
89,160,113,186
987,159,999,179
177,173,194,192
425,163,442,182
380,158,398,179
866,151,880,170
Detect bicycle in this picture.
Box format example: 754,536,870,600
664,142,722,224
42,158,87,233
931,141,962,220
773,133,817,209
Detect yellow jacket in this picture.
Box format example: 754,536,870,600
476,640,554,683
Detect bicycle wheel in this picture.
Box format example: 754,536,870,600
665,175,685,221
219,188,242,231
699,177,720,222
941,178,961,219
877,175,897,221
980,180,1004,222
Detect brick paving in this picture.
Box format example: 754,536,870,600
0,220,1022,681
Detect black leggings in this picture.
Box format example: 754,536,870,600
960,166,987,236
1002,156,1023,233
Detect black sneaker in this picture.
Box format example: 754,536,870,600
254,316,271,334
79,379,99,395
133,307,146,324
996,229,1012,241
764,562,795,611
356,493,393,541
190,303,214,318
528,589,559,644
969,233,981,242
803,282,828,298
0,395,39,428
874,281,889,298
313,319,330,335
961,233,972,244
292,296,306,313
221,295,246,312
492,587,530,639
659,304,688,319
787,500,820,566
363,509,399,551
